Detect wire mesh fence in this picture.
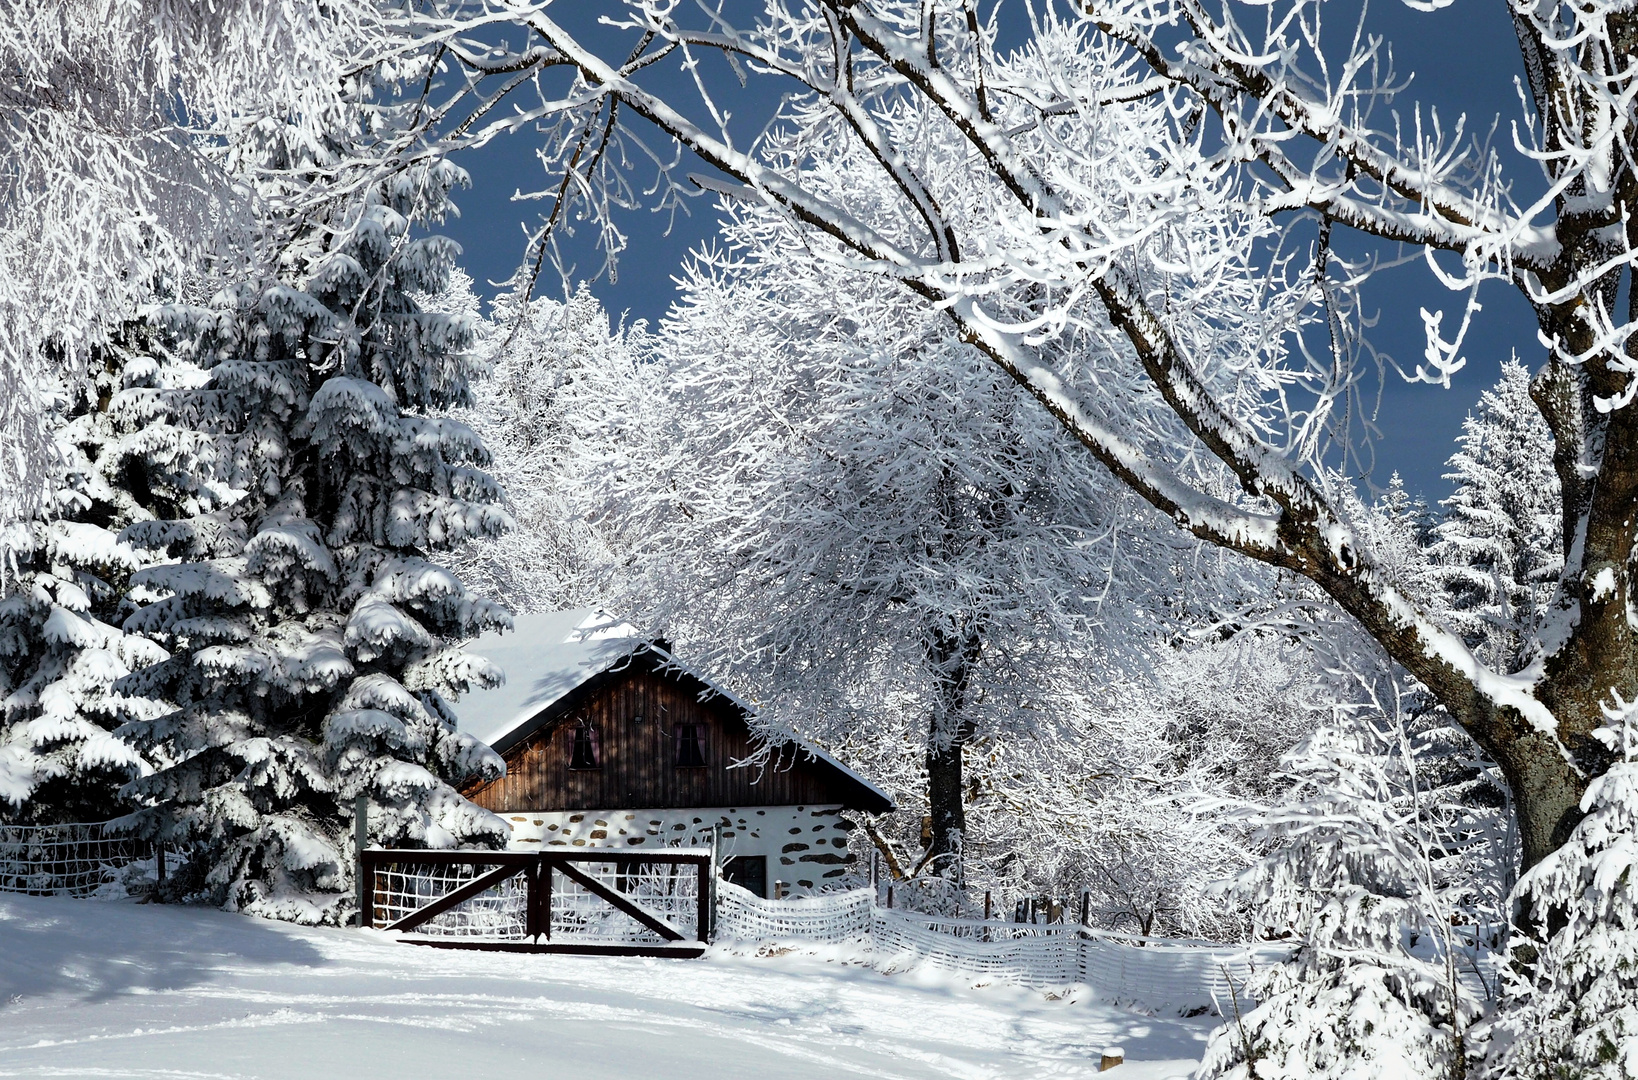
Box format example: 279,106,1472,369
716,882,1287,1014
364,854,1280,1011
0,820,161,897
713,881,874,941
0,824,1301,1016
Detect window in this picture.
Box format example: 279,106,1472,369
569,723,600,770
672,723,706,767
722,855,768,898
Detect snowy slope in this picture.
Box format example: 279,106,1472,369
0,894,1216,1079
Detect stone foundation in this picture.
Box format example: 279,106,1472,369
499,804,855,897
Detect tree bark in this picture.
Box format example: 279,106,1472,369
924,732,966,881
922,622,981,884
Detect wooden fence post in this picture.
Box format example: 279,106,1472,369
696,857,711,944
524,862,539,940
354,795,369,928
1081,891,1090,926
524,858,553,941
541,858,552,940
708,825,722,942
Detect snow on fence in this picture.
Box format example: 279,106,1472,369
0,820,161,897
715,883,1286,1015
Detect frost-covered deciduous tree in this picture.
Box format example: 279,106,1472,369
113,157,511,922
445,285,635,616
554,163,1288,882
1428,362,1563,676
453,0,1638,885
618,264,1167,880
478,286,1332,926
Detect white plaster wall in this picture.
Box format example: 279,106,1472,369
499,805,856,895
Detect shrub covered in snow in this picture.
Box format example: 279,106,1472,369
1481,702,1638,1079
1197,684,1499,1080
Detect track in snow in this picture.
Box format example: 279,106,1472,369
0,893,1215,1079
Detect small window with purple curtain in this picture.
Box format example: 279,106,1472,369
569,723,601,770
672,723,706,768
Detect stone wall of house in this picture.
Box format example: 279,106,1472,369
499,804,856,896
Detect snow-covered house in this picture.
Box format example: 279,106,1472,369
453,610,893,898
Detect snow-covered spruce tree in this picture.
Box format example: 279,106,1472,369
0,330,190,823
1481,699,1638,1080
445,284,634,616
1343,476,1518,902
1197,674,1498,1080
1427,361,1562,675
114,162,511,922
1361,474,1437,593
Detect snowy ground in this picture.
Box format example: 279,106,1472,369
0,893,1217,1080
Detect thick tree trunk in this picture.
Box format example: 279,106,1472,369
924,734,967,883
921,623,982,884
1294,522,1597,873
1492,726,1589,870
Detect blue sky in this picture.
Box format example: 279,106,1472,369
436,0,1539,506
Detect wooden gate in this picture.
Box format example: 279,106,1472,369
361,849,713,958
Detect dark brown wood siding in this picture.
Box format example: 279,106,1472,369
464,668,852,813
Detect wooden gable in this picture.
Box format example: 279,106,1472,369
461,653,888,814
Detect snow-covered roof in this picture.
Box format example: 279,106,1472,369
452,608,895,813
452,609,646,749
